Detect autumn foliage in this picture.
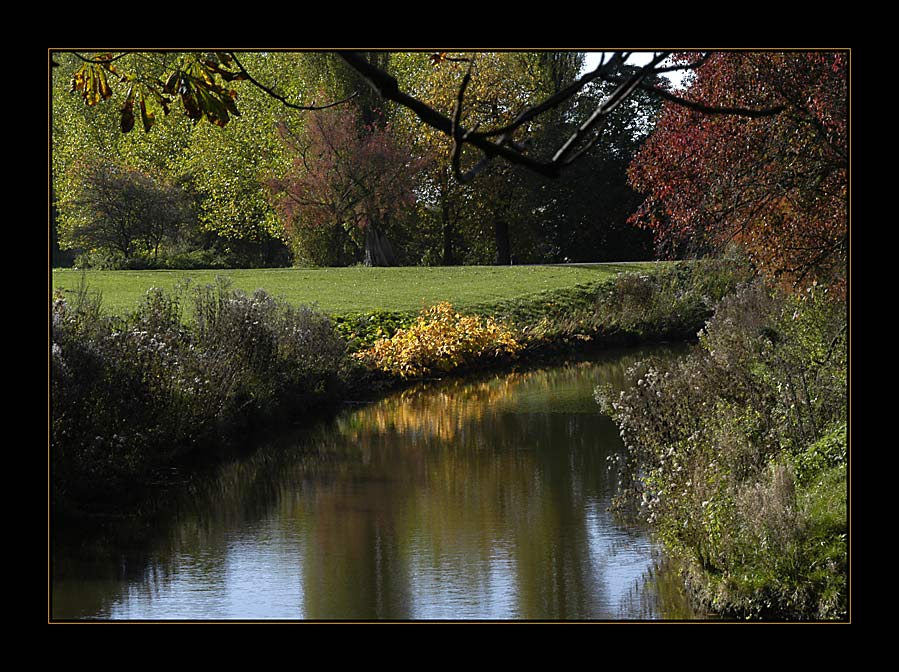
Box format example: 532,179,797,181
354,302,522,378
628,52,847,290
268,103,421,265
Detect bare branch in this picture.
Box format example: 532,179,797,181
554,52,669,166
646,51,712,74
338,50,790,180
468,51,632,141
337,51,562,177
634,81,787,117
229,52,359,111
450,60,474,183
71,52,132,64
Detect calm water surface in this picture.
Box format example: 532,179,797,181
52,349,697,620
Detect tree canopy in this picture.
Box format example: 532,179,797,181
627,52,847,289
56,50,758,180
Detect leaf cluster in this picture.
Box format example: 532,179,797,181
68,52,246,134
354,302,522,378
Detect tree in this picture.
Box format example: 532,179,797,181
517,64,664,262
54,50,834,270
391,51,586,264
268,103,421,266
58,160,194,263
627,52,847,288
52,52,305,267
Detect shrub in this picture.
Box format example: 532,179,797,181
354,302,522,378
333,310,415,352
595,257,755,339
478,258,752,353
598,280,847,619
51,279,347,512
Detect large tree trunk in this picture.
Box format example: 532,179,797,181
494,218,511,265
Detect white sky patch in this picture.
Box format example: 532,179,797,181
582,51,688,90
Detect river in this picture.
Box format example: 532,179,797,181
51,347,698,621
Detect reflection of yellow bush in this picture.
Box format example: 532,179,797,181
354,302,522,379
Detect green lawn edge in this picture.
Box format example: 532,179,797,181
51,263,661,317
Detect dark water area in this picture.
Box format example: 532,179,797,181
51,347,699,621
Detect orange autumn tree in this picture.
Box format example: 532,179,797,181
627,51,847,290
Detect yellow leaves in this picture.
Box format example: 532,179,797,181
354,302,521,379
71,57,115,106
69,52,242,133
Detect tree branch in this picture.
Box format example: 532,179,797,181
554,52,669,166
337,51,563,177
229,52,359,111
71,52,132,64
467,51,631,141
339,50,779,180
450,61,470,183
633,81,787,117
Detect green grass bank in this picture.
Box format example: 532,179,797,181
51,263,658,316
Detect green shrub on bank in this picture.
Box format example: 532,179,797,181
598,281,847,619
490,258,753,349
51,279,348,511
333,310,415,352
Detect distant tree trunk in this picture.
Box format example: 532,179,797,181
441,197,455,266
494,218,511,265
364,224,397,267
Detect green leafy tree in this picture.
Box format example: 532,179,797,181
59,160,195,264
53,52,300,267
392,52,576,264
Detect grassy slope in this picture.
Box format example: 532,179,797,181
50,263,657,316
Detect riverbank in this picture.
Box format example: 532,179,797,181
599,281,848,620
51,349,700,620
50,258,848,621
51,260,749,518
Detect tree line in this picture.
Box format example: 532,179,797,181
51,50,847,289
51,51,661,269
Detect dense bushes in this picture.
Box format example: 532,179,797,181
598,281,847,619
488,258,753,350
333,259,752,364
51,279,348,512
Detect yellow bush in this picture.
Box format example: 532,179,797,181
354,302,522,378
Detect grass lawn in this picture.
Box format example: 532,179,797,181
50,263,659,316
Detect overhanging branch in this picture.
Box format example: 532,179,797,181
339,50,783,180
229,52,359,111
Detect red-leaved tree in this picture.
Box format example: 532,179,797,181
269,104,421,266
628,51,847,289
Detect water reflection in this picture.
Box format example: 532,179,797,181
52,348,697,620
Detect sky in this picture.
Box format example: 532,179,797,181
582,51,688,89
